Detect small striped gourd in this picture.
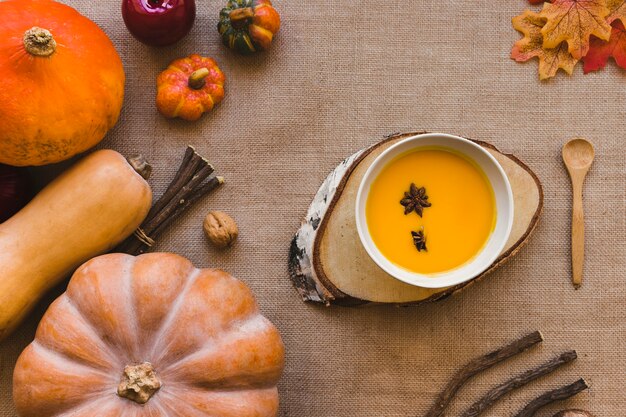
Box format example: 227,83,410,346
218,0,280,54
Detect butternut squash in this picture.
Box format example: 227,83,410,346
0,150,152,341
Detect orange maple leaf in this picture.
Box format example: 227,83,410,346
511,10,579,79
583,20,626,72
607,0,626,25
540,0,612,59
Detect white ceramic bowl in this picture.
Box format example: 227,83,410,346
355,133,514,289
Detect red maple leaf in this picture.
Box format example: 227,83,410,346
583,20,626,73
528,0,550,4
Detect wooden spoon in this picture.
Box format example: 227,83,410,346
562,138,595,288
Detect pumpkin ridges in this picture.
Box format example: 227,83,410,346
160,387,280,417
157,394,220,417
13,342,114,417
34,295,121,372
53,397,130,417
249,24,274,50
31,340,114,380
177,100,204,121
160,315,285,389
130,253,195,356
153,269,260,366
253,4,280,33
63,257,138,361
66,254,142,363
62,292,130,368
145,264,202,362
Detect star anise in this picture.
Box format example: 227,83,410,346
400,183,431,217
411,228,427,252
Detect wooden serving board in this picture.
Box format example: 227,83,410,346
288,132,543,306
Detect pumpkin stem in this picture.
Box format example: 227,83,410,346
229,7,255,29
23,27,57,57
127,155,152,180
188,68,210,90
117,362,161,404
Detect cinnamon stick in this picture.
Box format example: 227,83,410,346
116,146,223,255
460,350,578,417
146,145,196,218
140,163,214,234
513,379,589,417
423,331,544,417
150,176,224,239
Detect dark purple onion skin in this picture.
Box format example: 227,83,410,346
0,165,31,223
122,0,196,47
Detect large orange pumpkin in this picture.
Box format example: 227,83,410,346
0,0,125,166
13,253,285,416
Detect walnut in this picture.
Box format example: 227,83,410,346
203,211,238,248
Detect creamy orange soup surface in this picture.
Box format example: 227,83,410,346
366,147,496,274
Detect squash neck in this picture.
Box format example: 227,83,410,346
23,27,57,57
230,7,254,29
117,362,161,404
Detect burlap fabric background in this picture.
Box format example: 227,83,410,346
1,1,624,416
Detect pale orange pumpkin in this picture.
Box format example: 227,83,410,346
0,0,125,166
13,253,285,417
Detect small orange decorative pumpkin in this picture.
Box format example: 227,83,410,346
0,0,125,166
156,54,226,121
218,0,281,54
13,253,285,417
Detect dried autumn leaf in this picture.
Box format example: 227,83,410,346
540,0,612,59
583,20,626,72
511,10,579,79
528,0,546,4
607,0,626,24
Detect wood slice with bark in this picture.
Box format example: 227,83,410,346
288,132,543,306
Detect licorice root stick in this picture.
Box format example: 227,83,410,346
459,350,577,417
423,331,544,417
513,379,589,417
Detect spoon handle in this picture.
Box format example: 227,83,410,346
571,178,584,288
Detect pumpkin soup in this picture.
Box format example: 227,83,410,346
365,148,496,274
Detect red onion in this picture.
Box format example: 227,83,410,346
0,164,31,223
